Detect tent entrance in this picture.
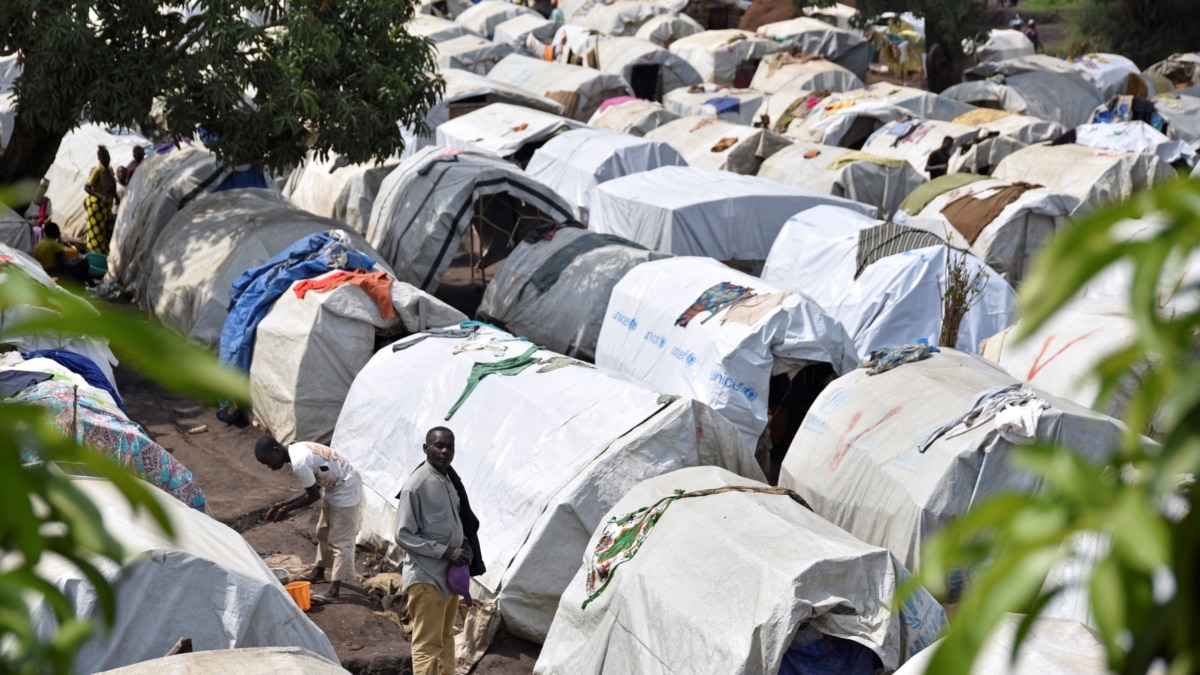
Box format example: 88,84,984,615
448,94,493,120
764,362,836,484
733,59,760,89
630,64,662,101
843,116,885,149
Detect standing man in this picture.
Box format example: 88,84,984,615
395,427,483,675
925,135,955,179
256,435,361,605
1024,20,1043,54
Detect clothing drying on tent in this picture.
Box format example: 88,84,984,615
853,221,944,278
940,70,1104,129
643,116,791,175
22,348,125,414
777,85,975,148
754,18,870,81
860,118,980,179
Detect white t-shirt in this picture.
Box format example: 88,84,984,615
288,442,361,507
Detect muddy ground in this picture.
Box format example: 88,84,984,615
117,366,539,674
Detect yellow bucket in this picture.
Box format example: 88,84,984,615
285,580,312,612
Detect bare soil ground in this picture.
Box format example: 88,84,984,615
116,367,539,674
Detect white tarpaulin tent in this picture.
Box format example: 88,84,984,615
43,124,149,239
593,36,704,101
434,101,582,161
762,205,1016,354
332,324,761,642
487,54,634,121
776,85,975,147
367,146,572,292
1073,120,1197,166
963,53,1075,81
590,166,877,264
434,35,514,75
587,97,679,136
455,1,538,39
526,128,687,222
407,13,475,42
476,227,667,360
0,203,30,252
903,177,1078,284
1070,53,1149,100
493,14,559,49
861,118,980,179
1144,52,1200,89
662,84,766,126
754,17,870,81
802,2,858,30
951,108,1065,145
940,71,1105,129
644,116,791,174
895,614,1107,675
779,350,1126,575
758,142,926,219
251,271,465,444
24,476,338,673
749,53,863,94
634,13,703,47
551,24,604,64
1079,216,1200,314
282,152,399,235
992,143,1175,211
98,647,349,675
1151,93,1200,148
142,189,384,348
668,30,784,85
537,466,948,675
582,0,679,36
597,256,859,455
963,29,1034,64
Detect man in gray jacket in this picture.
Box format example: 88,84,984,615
394,427,473,675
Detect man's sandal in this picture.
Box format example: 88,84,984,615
295,572,328,584
310,593,341,606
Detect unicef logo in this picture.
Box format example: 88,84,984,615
628,317,638,331
612,311,638,331
685,353,697,366
743,388,757,402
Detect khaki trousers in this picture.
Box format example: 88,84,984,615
408,583,459,675
314,499,359,583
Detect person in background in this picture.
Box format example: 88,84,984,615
1024,19,1043,53
550,0,564,22
24,178,52,246
83,145,118,255
33,222,93,285
925,135,955,179
256,435,362,606
124,145,146,183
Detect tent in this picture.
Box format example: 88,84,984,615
902,177,1078,284
775,84,975,147
98,647,348,675
758,142,926,219
487,54,633,121
963,29,1034,64
754,17,870,81
434,101,582,164
525,128,687,222
597,256,859,458
43,124,149,239
963,53,1076,81
455,1,539,39
894,614,1106,674
141,189,384,348
634,13,704,47
644,116,791,174
550,23,605,64
366,146,572,293
433,35,514,75
992,143,1174,211
590,165,877,266
0,203,30,252
667,30,784,85
537,466,948,674
587,97,680,136
762,205,1016,354
662,84,766,126
581,0,677,36
860,118,980,179
779,349,1126,576
593,36,704,101
476,227,667,360
493,13,559,49
940,71,1105,129
417,0,473,20
331,324,761,642
1143,52,1200,90
1070,53,1151,99
952,108,1065,145
406,13,475,42
1072,120,1196,166
802,2,858,30
1152,92,1200,148
282,152,399,235
23,476,337,672
749,53,863,94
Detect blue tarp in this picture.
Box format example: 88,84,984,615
22,349,126,415
778,633,880,675
705,96,741,116
213,167,272,192
217,231,378,374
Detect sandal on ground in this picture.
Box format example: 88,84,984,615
310,593,341,606
295,572,328,584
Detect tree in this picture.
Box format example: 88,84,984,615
851,0,988,92
0,0,443,185
1069,0,1200,71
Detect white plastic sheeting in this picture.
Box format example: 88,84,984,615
963,53,1075,81
1153,93,1200,148
43,124,149,239
331,325,761,642
668,30,784,85
598,256,859,452
493,14,559,49
434,35,515,75
455,1,538,39
662,84,765,126
894,614,1107,674
762,205,1016,354
1079,216,1200,314
25,477,338,673
98,647,349,675
779,350,1126,574
634,13,703,47
861,118,980,179
367,146,572,292
0,203,31,252
581,0,679,36
903,177,1078,284
749,54,863,94
951,108,1065,145
754,17,870,81
777,85,975,146
537,466,948,674
940,71,1105,129
525,128,687,222
644,116,791,174
758,142,926,219
251,272,466,444
590,166,877,262
282,152,399,235
593,37,704,100
477,227,667,360
407,13,475,42
992,143,1175,211
587,97,679,136
963,29,1034,64
434,101,582,160
1073,120,1197,166
487,54,634,121
1070,52,1147,100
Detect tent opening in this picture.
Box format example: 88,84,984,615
630,64,663,101
448,94,494,120
843,116,885,149
707,7,730,29
733,58,760,88
765,362,837,484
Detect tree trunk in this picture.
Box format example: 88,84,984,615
0,113,68,207
925,33,970,94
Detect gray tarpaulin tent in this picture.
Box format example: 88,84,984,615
758,142,926,219
487,54,633,121
749,53,863,94
282,151,399,235
98,648,349,675
406,13,475,42
536,466,947,674
493,13,559,49
662,84,766,126
940,70,1105,129
777,84,975,147
455,1,538,39
0,203,30,252
366,146,572,292
593,36,704,101
634,13,703,47
579,0,678,36
963,29,1034,64
433,35,514,75
755,17,870,81
644,116,791,174
668,30,784,85
991,143,1174,211
43,124,148,239
587,97,680,136
860,118,980,179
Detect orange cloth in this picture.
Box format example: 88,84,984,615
293,270,396,319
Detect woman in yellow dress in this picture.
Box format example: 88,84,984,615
83,145,118,254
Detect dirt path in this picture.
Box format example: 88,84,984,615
117,368,539,674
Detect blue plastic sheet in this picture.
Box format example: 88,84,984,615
22,349,126,415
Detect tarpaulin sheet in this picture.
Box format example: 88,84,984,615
668,30,783,85
992,143,1174,211
755,17,870,81
435,101,581,159
758,142,926,219
587,97,679,137
594,36,703,97
487,54,633,121
643,116,791,175
749,54,862,94
282,151,399,235
663,85,764,126
894,614,1106,674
